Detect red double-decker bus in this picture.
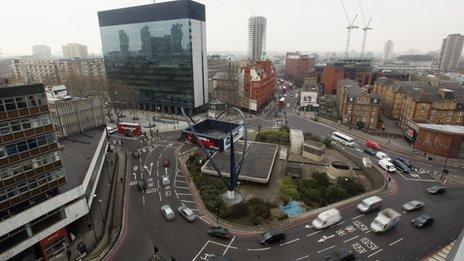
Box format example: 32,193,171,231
117,122,142,136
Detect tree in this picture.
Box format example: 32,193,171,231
325,185,347,204
106,79,138,122
213,62,245,107
311,172,330,187
279,177,299,204
336,177,364,196
323,137,333,148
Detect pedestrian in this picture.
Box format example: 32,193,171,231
120,177,123,183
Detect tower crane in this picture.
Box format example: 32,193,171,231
359,0,373,57
340,0,358,58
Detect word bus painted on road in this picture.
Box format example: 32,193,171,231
117,122,142,136
332,131,355,147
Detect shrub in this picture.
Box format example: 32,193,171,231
279,177,299,204
311,172,330,187
251,216,262,226
279,125,290,133
325,185,347,204
230,202,249,218
336,177,364,196
278,213,289,221
248,198,272,220
323,137,333,148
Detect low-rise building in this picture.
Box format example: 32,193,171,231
284,52,314,80
337,79,381,130
300,79,319,111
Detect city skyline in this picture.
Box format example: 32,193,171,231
1,0,464,56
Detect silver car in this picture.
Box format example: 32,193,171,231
161,205,175,221
177,205,196,222
402,200,425,212
161,175,170,186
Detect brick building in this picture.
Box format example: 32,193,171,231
409,123,464,159
243,60,276,112
337,79,381,130
284,52,314,80
320,65,344,94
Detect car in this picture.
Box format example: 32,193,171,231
411,214,434,228
136,180,146,192
161,205,175,221
207,226,233,240
161,175,170,186
259,230,285,244
402,200,425,212
363,147,376,156
392,159,411,174
396,157,412,168
163,159,170,168
325,248,356,261
375,151,392,161
132,151,141,159
106,126,117,134
426,185,446,194
177,205,196,222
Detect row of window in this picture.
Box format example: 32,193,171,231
0,133,56,159
0,168,64,203
0,114,52,136
0,151,60,181
0,93,47,112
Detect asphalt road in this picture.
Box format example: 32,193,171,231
106,108,464,261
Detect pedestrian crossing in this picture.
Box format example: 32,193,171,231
424,241,455,261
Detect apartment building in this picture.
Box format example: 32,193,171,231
337,79,381,130
373,78,407,120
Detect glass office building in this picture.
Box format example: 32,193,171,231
98,0,208,114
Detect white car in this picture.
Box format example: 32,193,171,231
106,126,116,134
161,205,175,221
375,151,391,162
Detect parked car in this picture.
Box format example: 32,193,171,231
161,175,170,186
163,159,171,168
376,151,392,161
411,214,434,228
177,205,196,222
325,248,356,261
402,200,425,212
396,157,412,168
426,185,446,194
392,159,411,174
161,205,175,221
207,226,233,240
363,148,376,156
259,230,285,244
132,151,141,159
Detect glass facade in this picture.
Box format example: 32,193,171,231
100,18,198,112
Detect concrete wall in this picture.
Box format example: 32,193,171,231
290,129,304,154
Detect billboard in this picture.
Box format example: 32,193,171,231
223,125,245,150
300,91,318,107
249,99,258,112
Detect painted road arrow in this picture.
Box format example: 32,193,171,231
318,234,335,243
305,225,313,229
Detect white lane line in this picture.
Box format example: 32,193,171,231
222,236,237,255
181,199,196,204
332,221,346,227
176,180,188,184
280,238,300,247
156,161,159,168
389,238,404,247
365,229,372,234
209,240,238,250
158,154,162,160
317,245,335,254
246,247,271,251
176,192,192,196
158,191,162,201
175,190,179,199
142,196,146,205
295,255,310,260
306,231,322,237
157,179,160,188
343,235,359,243
192,241,210,261
367,248,383,258
197,215,209,224
175,185,190,189
352,214,365,220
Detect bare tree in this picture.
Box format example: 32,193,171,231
106,79,138,122
214,63,245,107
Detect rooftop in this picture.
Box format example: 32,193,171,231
59,128,105,192
418,124,464,135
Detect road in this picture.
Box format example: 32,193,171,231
106,102,464,261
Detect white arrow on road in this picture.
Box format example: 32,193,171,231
305,225,313,229
318,234,335,243
164,167,168,175
149,162,154,177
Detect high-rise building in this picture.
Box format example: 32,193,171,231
31,45,52,60
438,34,464,72
62,43,89,58
98,0,208,114
248,16,267,62
384,40,394,60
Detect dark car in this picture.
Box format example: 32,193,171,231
325,248,356,261
137,180,146,192
163,159,170,168
426,185,446,194
402,200,425,212
259,230,285,245
207,226,233,240
396,157,412,168
392,159,411,174
411,214,434,228
363,148,376,156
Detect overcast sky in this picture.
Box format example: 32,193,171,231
1,0,463,56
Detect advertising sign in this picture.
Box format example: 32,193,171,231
223,125,245,150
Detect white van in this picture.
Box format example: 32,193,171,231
357,196,383,213
376,151,391,162
378,159,396,173
312,208,342,229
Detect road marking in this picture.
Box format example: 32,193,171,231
304,225,313,229
332,221,346,227
389,238,403,247
306,231,322,237
343,235,359,243
142,196,146,205
176,192,192,196
158,191,162,201
175,185,189,189
176,180,188,184
317,245,335,254
318,234,335,243
192,241,210,261
295,255,310,260
352,214,365,220
246,247,271,251
158,154,162,160
222,236,237,255
367,248,383,258
181,199,196,204
365,230,372,234
280,238,300,247
175,190,179,199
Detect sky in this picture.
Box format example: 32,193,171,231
1,0,463,56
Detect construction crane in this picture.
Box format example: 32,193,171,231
340,0,358,58
359,0,373,57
